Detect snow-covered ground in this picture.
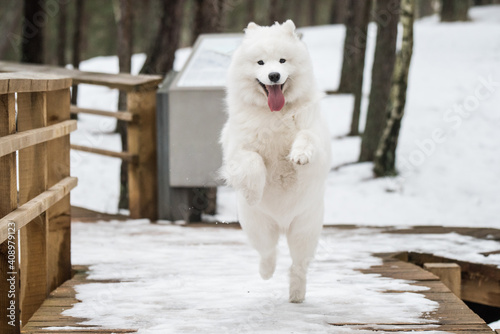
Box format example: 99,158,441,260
70,6,500,227
63,221,499,333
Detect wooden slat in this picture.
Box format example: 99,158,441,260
0,61,162,92
21,266,137,334
0,72,71,94
331,324,495,332
423,263,461,298
404,252,500,308
127,90,158,220
71,144,138,163
342,253,495,333
46,89,73,293
70,105,135,122
0,93,20,333
0,120,77,158
0,177,78,244
17,92,49,325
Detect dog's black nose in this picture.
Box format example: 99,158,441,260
268,72,280,83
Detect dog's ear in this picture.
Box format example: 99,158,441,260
282,20,296,36
245,22,260,32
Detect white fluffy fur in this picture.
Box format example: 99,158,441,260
220,20,331,303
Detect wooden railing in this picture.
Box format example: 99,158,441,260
0,61,163,220
0,72,77,333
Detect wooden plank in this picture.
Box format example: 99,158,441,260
127,90,158,220
331,324,495,332
17,92,49,325
0,120,77,158
0,72,71,94
70,144,138,163
462,275,500,308
23,330,137,333
46,88,73,293
423,263,461,298
71,206,129,222
70,105,135,122
127,91,158,221
405,252,500,307
365,254,494,331
385,226,500,241
0,93,20,333
0,61,162,92
0,177,78,243
21,266,136,334
361,261,439,281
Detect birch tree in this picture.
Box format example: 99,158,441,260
373,0,414,177
360,0,400,162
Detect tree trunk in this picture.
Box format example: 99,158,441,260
415,0,434,18
57,1,67,66
114,0,134,210
269,0,281,24
373,0,414,177
337,0,371,95
292,0,304,26
21,0,45,63
329,0,348,24
246,0,255,24
0,1,23,59
141,0,184,75
359,0,400,161
346,0,371,136
308,0,318,26
440,0,469,22
192,0,225,43
71,0,85,116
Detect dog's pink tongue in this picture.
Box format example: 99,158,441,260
266,85,285,111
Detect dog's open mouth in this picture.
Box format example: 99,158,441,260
257,79,286,112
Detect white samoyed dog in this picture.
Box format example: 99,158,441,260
220,20,331,303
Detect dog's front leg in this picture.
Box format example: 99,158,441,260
289,130,319,165
223,151,266,206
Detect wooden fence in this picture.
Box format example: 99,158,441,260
0,72,77,333
0,61,163,220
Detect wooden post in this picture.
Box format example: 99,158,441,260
0,93,20,333
127,89,158,220
46,88,72,291
17,92,49,325
424,263,461,298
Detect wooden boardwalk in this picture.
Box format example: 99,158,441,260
22,236,496,333
22,265,135,334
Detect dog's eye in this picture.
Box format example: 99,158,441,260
279,58,286,64
257,60,264,65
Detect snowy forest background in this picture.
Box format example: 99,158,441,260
1,0,499,227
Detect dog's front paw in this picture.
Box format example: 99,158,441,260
289,147,313,165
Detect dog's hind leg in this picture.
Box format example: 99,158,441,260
286,208,323,303
238,202,279,280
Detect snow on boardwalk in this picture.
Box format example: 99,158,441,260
22,221,499,333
